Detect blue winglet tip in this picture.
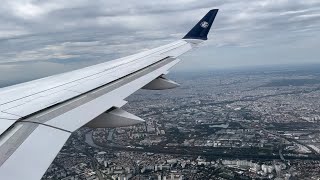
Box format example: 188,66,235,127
183,9,219,40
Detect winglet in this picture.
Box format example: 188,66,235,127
183,9,219,40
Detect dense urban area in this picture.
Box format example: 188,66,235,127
43,65,320,180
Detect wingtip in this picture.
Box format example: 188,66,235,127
210,9,219,12
183,9,219,40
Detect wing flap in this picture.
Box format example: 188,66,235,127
0,123,71,180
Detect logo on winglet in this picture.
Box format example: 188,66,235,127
200,21,209,28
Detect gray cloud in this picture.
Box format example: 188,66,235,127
0,0,319,86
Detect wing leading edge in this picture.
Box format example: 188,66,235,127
0,9,219,180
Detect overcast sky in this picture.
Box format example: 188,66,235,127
0,0,320,86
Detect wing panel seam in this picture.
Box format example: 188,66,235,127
20,121,72,133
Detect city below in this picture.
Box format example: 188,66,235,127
42,64,320,180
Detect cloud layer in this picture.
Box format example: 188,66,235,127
0,0,320,84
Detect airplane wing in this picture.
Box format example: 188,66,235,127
0,9,218,180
